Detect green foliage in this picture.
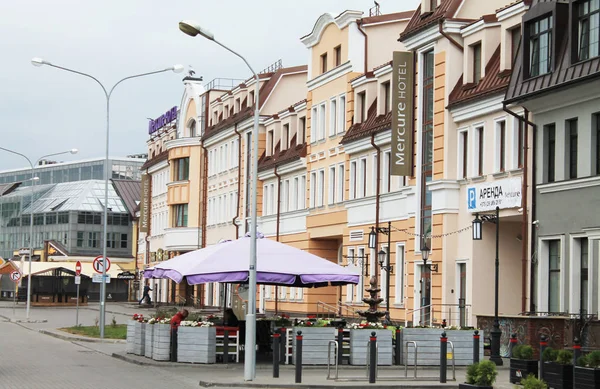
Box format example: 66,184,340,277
586,350,600,368
542,347,557,362
465,361,497,386
155,306,178,319
519,374,548,389
513,344,534,360
60,325,127,339
186,312,204,322
555,350,573,365
576,355,589,367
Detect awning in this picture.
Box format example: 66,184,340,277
20,261,123,278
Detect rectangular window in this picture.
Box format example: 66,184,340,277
498,121,506,172
270,183,276,215
349,161,357,200
477,127,484,176
336,163,345,203
120,233,128,249
262,185,268,215
174,204,188,227
346,248,356,303
548,240,561,313
596,113,600,174
282,124,290,150
310,172,316,208
319,103,326,140
338,95,346,134
395,244,405,304
292,177,298,211
235,98,240,113
334,45,342,67
282,180,290,212
57,212,69,224
88,232,99,248
382,81,391,114
321,52,328,73
580,237,589,313
529,16,553,77
358,158,367,198
311,107,317,143
328,166,336,205
472,43,482,83
518,121,525,168
511,26,522,64
299,117,306,143
567,119,578,179
318,170,325,207
329,99,337,136
383,151,391,193
430,0,437,12
358,91,367,123
33,214,43,225
299,175,306,209
546,124,556,183
356,247,365,303
45,213,56,225
460,130,468,178
267,130,274,156
174,157,190,181
578,0,600,61
77,231,84,247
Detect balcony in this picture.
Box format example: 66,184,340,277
164,227,203,252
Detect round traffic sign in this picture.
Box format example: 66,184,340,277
10,270,21,282
75,260,82,276
92,256,111,273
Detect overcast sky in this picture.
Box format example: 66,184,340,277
1,0,419,170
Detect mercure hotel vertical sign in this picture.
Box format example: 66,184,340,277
391,51,414,176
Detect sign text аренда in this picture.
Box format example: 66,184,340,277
467,177,522,213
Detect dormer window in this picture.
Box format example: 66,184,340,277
334,45,342,67
321,52,328,73
235,98,241,113
282,124,290,150
381,81,391,114
472,43,482,83
430,0,437,11
529,15,553,77
357,91,367,123
511,26,522,64
250,91,255,106
577,0,600,61
267,129,274,156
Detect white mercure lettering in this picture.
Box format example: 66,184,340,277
395,63,409,166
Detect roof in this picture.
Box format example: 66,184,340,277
258,137,307,173
341,98,391,144
361,10,414,25
0,182,21,196
202,65,308,142
399,0,464,41
505,1,600,103
140,150,169,170
448,46,510,108
111,179,141,218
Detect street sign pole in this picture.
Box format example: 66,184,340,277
13,283,17,317
75,261,82,326
76,283,79,326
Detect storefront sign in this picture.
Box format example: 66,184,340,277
139,174,151,232
390,51,414,176
467,177,522,213
148,106,177,135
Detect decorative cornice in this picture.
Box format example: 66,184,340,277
301,10,364,48
307,61,353,91
538,176,600,194
450,94,504,122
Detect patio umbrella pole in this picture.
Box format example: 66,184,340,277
275,287,278,315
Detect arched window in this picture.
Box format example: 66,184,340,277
188,119,197,137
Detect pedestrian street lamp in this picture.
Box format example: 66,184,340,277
368,221,392,322
32,57,183,339
472,206,502,366
0,147,78,320
179,19,261,381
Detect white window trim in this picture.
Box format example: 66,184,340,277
317,169,325,207
336,163,345,203
382,149,391,194
311,106,318,144
328,165,336,205
511,115,522,170
457,127,469,179
537,235,567,313
299,175,306,210
329,98,337,137
349,160,357,200
319,102,327,140
472,122,485,177
337,94,346,134
372,153,378,196
358,157,367,198
309,172,317,208
494,117,507,173
394,243,406,306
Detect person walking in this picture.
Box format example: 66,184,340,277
139,282,152,305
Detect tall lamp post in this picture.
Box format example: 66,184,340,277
178,20,261,381
0,147,78,320
472,206,502,366
368,221,392,322
32,58,183,338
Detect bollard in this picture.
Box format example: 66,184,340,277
223,330,229,364
539,335,548,380
280,327,286,364
272,332,280,378
395,327,402,365
295,331,303,384
509,333,518,358
440,331,448,383
573,337,581,366
369,332,377,384
473,330,480,364
170,329,178,362
337,326,344,366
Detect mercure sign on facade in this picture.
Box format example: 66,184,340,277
391,51,414,176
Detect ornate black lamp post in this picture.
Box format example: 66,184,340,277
368,222,392,322
472,206,502,366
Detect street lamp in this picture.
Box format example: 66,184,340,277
179,20,261,381
33,58,183,338
0,147,78,320
472,206,502,366
369,222,392,322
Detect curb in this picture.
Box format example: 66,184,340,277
40,329,126,344
198,380,458,389
110,353,239,368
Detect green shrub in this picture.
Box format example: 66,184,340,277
465,361,497,386
556,350,573,365
466,363,478,384
542,347,557,362
520,374,548,389
576,355,589,367
513,344,534,360
587,350,600,368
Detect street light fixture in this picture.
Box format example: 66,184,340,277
33,58,182,338
179,19,261,381
368,222,392,322
0,147,78,320
472,206,502,366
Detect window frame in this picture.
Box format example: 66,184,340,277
321,52,328,73
575,0,600,62
567,118,578,179
472,42,482,83
525,14,554,78
334,45,342,67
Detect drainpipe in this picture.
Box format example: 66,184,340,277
200,141,209,309
370,133,381,289
233,124,242,239
438,21,464,51
502,104,537,313
274,164,282,315
357,20,369,72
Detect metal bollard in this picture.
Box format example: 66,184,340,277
369,332,377,384
272,332,280,378
573,337,581,366
473,330,480,364
223,330,229,364
170,329,178,362
539,335,548,380
509,333,517,358
280,327,286,363
295,331,303,384
395,327,402,365
337,326,344,366
440,331,447,383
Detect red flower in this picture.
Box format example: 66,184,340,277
307,315,316,319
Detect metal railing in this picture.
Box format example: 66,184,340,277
204,77,245,91
404,303,472,328
316,301,360,319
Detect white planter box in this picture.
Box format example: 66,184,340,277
399,328,484,366
126,321,136,354
292,327,336,365
152,324,171,361
177,326,216,364
349,329,393,365
145,324,154,358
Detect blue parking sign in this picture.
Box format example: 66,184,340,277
468,187,477,210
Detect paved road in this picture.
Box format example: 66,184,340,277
0,320,201,389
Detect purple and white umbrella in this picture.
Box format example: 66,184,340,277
144,233,359,287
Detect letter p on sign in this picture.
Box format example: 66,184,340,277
468,188,476,210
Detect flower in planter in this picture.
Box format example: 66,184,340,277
158,317,171,324
132,314,145,323
348,321,385,330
